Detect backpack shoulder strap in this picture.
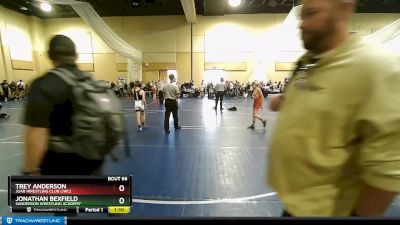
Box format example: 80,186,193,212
51,68,92,86
51,68,78,86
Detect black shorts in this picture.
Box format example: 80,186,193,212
40,150,103,175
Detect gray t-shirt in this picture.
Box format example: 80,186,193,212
215,82,225,92
163,82,180,100
157,81,164,91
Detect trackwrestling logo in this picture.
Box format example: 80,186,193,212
2,217,64,225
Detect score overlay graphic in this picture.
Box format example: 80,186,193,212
8,176,132,214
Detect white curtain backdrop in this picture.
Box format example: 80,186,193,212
366,18,400,55
276,5,304,52
128,59,142,83
43,0,142,82
252,5,304,71
367,18,400,44
382,36,400,54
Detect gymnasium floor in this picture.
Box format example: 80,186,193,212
0,97,399,217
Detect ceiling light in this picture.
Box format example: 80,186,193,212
40,2,52,12
229,0,241,7
20,7,28,11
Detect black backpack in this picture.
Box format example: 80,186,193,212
49,68,125,160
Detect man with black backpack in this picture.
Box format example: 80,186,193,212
23,35,124,176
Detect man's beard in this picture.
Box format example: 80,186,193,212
302,18,335,53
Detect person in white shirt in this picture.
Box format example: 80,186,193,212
17,80,25,99
200,80,205,98
214,78,225,111
157,80,164,104
17,80,25,89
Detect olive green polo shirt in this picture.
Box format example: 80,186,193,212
268,35,400,216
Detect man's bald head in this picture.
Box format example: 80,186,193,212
299,0,356,54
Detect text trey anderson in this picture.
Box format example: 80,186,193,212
15,184,68,189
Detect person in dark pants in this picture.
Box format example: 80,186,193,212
214,77,225,111
163,74,181,134
1,80,9,101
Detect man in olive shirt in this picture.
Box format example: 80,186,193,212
268,0,400,216
163,74,181,134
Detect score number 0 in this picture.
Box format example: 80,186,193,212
119,184,126,205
